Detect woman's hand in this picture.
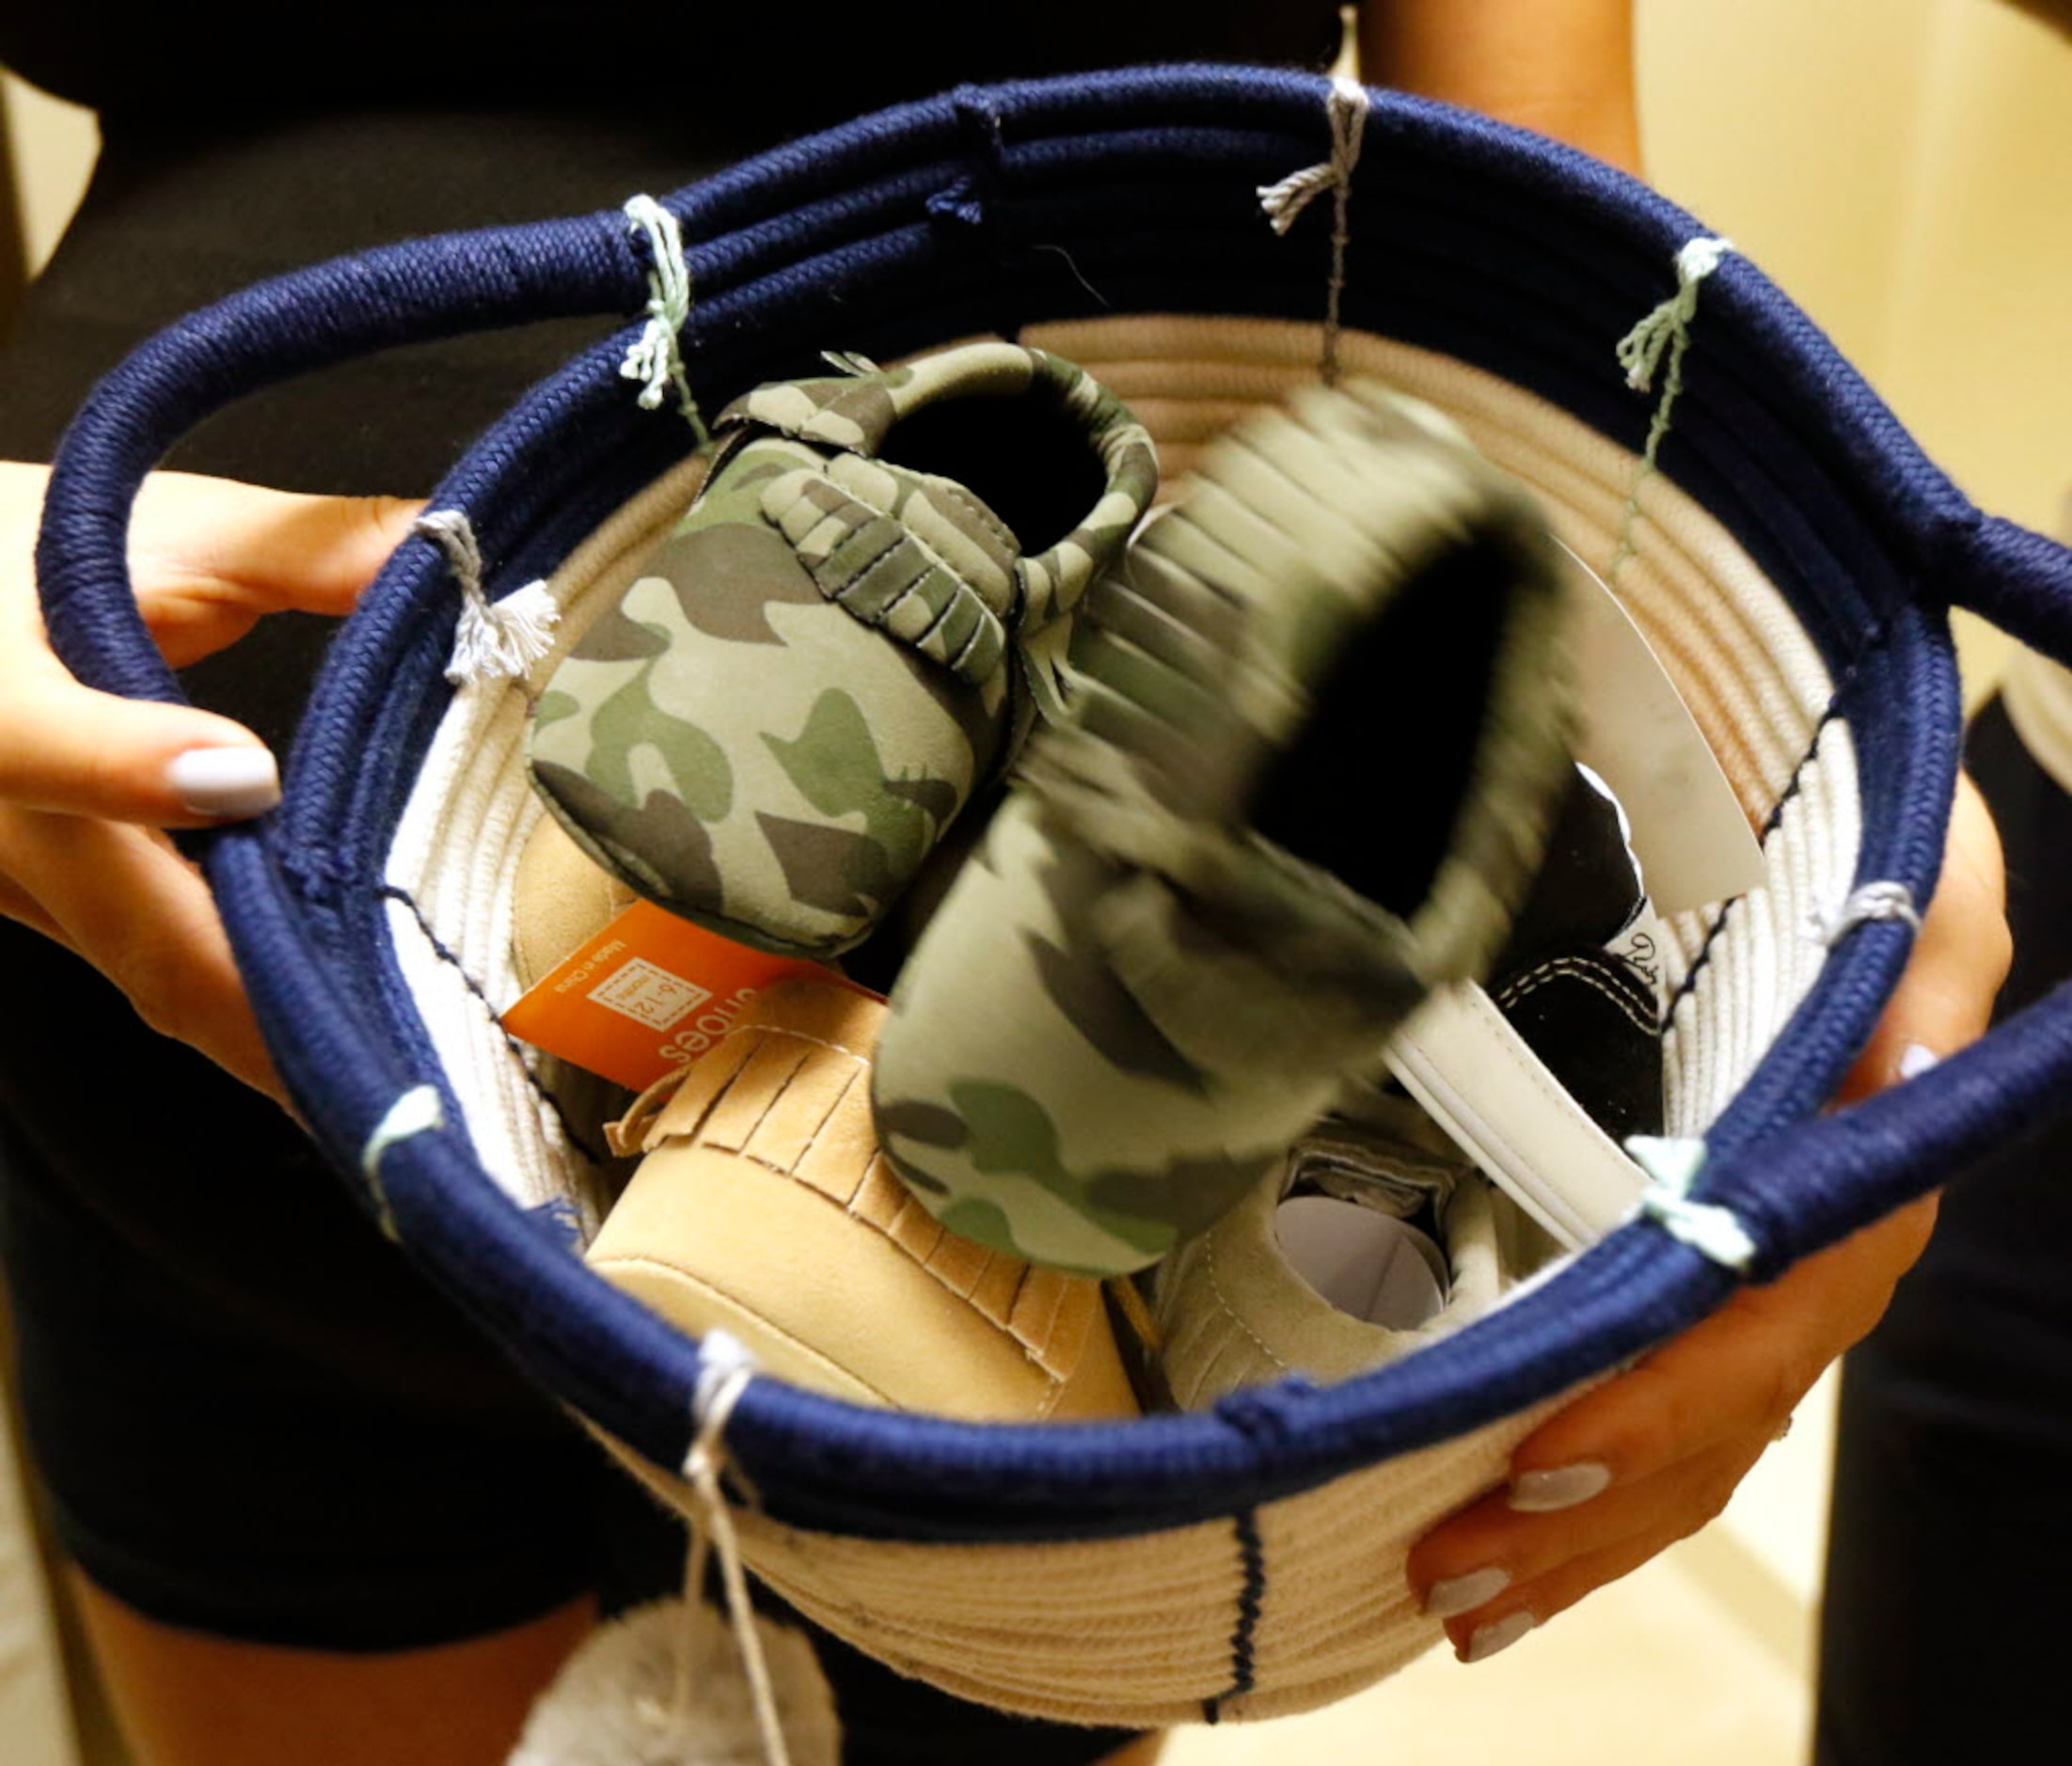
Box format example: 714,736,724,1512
0,462,419,1098
1406,773,2010,1662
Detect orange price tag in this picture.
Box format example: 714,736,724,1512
501,901,874,1091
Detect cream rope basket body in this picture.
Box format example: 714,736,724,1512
39,67,2072,1728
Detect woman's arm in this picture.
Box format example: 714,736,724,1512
1357,0,1643,173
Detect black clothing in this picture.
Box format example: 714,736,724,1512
1815,696,2072,1765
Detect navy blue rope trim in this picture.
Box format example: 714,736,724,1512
376,883,611,1167
1665,704,1843,1019
937,85,1022,339
1204,1508,1266,1722
1662,584,1920,1021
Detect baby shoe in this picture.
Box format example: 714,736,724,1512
530,343,1158,960
1153,771,1667,1408
1385,761,1666,1249
871,381,1574,1278
510,814,639,993
584,977,1139,1424
1152,1101,1522,1411
1482,763,1665,1143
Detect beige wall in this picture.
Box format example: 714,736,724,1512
1638,0,2072,536
1882,2,2072,532
1,72,95,275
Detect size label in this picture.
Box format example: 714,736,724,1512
588,958,711,1031
502,901,874,1091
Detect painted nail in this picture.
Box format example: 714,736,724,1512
1426,1566,1511,1619
166,747,280,819
1509,1461,1612,1513
1463,1610,1536,1664
1896,1042,1939,1082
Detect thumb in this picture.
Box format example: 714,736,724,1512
0,671,278,826
1836,772,2009,1103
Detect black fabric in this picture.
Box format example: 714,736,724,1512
1,4,1343,128
0,24,1359,1753
1815,695,2072,1765
1489,766,1664,1141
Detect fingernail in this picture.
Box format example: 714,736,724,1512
1426,1567,1511,1619
1897,1042,1939,1082
1463,1610,1536,1664
166,748,279,818
1509,1462,1611,1513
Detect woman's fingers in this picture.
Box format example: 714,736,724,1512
0,460,415,1098
1,465,420,827
1447,1454,1763,1663
1423,1434,1764,1659
124,474,423,664
6,461,416,654
1407,1201,1933,1653
1506,1195,1938,1495
0,802,280,1096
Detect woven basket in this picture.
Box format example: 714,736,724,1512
38,66,2072,1729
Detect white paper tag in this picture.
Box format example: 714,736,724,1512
1275,1197,1449,1330
1560,540,1766,915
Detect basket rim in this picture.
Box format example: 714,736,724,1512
57,65,1970,1541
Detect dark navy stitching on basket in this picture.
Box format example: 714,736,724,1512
377,883,609,1166
278,844,357,905
1667,704,1843,1018
1205,1508,1267,1722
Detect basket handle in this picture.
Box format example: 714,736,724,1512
36,208,653,705
1704,967,2072,1280
1700,512,2072,1277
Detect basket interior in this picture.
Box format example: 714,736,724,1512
381,314,1861,1325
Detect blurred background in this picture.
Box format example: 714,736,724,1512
3,1,2066,1759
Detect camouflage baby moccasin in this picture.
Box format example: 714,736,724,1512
871,382,1575,1278
529,343,1158,958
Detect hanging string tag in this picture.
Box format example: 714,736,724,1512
659,1332,794,1766
1627,1134,1757,1271
621,194,709,442
415,510,560,686
1807,880,1922,947
1607,236,1732,584
1257,75,1370,386
507,1339,835,1765
358,1082,444,1241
